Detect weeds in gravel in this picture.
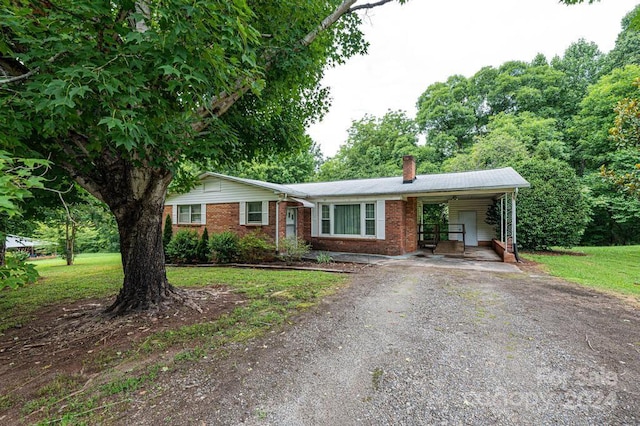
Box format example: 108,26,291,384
371,367,384,391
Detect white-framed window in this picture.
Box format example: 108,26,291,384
177,204,202,224
246,201,263,224
319,202,376,237
321,205,331,234
239,201,269,226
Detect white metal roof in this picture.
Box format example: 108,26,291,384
5,235,50,249
286,167,530,198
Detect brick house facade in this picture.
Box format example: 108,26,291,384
164,156,529,259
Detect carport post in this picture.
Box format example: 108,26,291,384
500,195,504,244
511,189,517,251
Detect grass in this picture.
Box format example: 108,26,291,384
522,246,640,297
0,252,347,424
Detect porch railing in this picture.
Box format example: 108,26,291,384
418,223,466,249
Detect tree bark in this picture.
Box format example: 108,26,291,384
103,167,175,314
61,148,177,315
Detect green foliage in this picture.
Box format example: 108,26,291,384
198,228,210,263
316,252,333,264
33,195,119,255
0,252,39,290
318,110,437,181
238,231,276,263
572,65,640,169
601,5,640,74
581,172,640,245
209,231,240,264
163,215,173,254
278,237,311,264
0,0,376,310
416,75,478,160
0,152,49,218
165,230,200,264
515,159,590,250
219,137,323,184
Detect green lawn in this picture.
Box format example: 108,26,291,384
0,253,347,332
522,246,640,298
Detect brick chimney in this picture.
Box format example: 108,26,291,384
402,155,416,184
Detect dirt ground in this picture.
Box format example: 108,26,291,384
1,259,638,424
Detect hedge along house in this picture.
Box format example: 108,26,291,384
163,156,530,262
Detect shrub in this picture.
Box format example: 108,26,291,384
162,215,173,254
165,230,200,264
238,231,276,263
515,158,589,250
278,237,311,264
0,252,39,290
198,228,210,263
209,231,239,264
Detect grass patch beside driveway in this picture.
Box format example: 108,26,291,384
522,246,640,298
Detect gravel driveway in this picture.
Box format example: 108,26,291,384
132,260,640,425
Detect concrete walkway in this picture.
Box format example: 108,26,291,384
306,248,521,274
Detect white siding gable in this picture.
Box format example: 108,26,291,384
166,176,281,206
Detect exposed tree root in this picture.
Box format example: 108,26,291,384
105,283,214,316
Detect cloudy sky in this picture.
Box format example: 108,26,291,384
307,0,639,157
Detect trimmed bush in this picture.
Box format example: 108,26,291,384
209,231,239,264
165,230,200,264
162,214,173,254
198,228,210,263
238,231,276,263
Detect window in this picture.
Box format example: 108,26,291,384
321,205,330,234
178,204,202,224
247,201,263,224
365,203,375,236
319,202,376,237
334,204,361,235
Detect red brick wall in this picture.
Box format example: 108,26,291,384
405,197,418,252
163,202,278,243
164,198,419,256
308,200,417,256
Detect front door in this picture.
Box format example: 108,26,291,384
459,211,478,246
286,207,297,239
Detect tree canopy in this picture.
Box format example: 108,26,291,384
1,0,402,312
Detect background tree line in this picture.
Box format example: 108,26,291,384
4,2,639,279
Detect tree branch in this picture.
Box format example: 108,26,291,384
349,0,395,13
192,0,395,132
0,52,65,85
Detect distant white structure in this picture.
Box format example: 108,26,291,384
5,235,51,256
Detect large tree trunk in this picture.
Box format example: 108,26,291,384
67,153,177,315
104,167,175,314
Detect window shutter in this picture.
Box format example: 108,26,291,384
261,201,269,225
201,204,207,225
172,205,177,224
239,202,246,225
376,200,385,240
310,206,318,237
